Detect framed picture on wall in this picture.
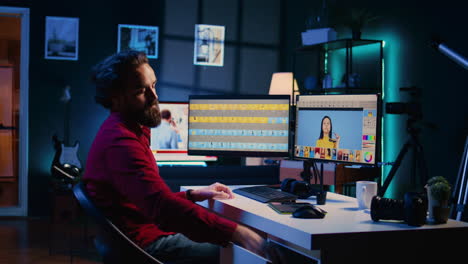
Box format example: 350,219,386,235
193,24,225,67
118,24,159,59
45,16,79,60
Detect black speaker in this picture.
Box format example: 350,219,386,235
280,178,314,199
281,178,310,199
280,178,327,204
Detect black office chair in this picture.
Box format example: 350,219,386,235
72,181,164,264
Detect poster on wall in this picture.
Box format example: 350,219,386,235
118,24,159,59
193,24,225,67
45,16,79,60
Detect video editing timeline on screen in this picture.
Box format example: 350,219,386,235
188,96,290,156
294,94,379,165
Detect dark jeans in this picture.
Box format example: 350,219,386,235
145,234,316,264
145,233,220,264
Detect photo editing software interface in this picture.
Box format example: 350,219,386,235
150,102,217,162
294,94,380,165
188,95,290,157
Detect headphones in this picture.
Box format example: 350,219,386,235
281,178,318,199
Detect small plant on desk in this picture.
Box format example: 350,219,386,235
426,176,451,224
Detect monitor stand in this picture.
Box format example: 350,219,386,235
300,160,327,205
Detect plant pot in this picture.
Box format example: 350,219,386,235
426,185,450,224
431,206,450,224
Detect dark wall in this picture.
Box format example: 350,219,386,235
23,0,165,216
2,0,467,215
13,0,283,216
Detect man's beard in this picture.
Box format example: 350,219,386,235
133,103,161,128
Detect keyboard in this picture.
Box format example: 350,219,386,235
233,186,298,203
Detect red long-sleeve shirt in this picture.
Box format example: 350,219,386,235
83,112,237,248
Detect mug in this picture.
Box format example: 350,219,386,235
356,181,378,209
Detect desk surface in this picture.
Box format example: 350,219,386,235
181,185,468,253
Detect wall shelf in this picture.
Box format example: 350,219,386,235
293,38,384,99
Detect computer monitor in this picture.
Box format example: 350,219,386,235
188,95,291,157
150,101,217,162
294,94,381,165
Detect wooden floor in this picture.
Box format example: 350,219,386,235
0,216,101,264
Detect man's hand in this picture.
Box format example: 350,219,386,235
190,182,235,202
232,225,286,263
231,225,266,257
169,119,180,134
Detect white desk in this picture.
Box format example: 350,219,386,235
181,185,468,263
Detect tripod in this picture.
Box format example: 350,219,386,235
451,136,468,221
378,117,429,197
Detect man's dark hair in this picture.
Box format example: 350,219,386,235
161,109,171,120
91,50,149,109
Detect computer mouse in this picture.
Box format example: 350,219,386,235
292,205,326,219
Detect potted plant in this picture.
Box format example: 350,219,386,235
426,176,451,224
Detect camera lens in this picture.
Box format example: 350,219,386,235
370,196,405,222
385,102,422,117
385,102,407,115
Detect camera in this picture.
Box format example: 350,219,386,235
385,102,421,117
385,86,422,118
370,192,427,227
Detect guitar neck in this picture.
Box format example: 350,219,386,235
64,101,70,145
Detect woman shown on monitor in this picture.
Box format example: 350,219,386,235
316,115,340,149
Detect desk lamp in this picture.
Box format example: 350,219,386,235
268,72,299,104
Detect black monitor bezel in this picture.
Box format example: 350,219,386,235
187,94,291,157
293,93,382,166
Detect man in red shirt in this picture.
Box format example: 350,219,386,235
84,50,266,263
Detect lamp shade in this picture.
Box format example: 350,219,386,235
268,72,299,99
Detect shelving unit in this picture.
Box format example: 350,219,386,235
292,38,384,102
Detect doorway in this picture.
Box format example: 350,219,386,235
0,7,29,216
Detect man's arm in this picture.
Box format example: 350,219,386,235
104,138,236,245
232,224,267,258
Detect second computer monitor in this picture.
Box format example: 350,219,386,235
150,101,217,162
294,94,381,165
188,95,291,157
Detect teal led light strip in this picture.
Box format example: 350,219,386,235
324,51,329,75
380,35,401,198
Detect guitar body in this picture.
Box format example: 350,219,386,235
51,135,82,184
59,142,82,169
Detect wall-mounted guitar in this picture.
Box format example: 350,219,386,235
51,85,82,187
